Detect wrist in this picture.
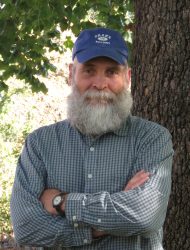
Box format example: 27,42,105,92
61,193,68,213
52,192,68,216
92,229,107,238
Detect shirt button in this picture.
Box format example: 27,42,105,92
74,223,78,228
83,239,88,244
88,174,93,179
72,215,77,221
98,218,101,223
90,147,94,151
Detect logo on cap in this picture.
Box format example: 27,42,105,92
95,34,111,44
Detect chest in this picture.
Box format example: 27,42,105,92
43,135,136,194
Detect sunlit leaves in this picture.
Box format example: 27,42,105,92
0,0,134,93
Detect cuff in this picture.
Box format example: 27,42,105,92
65,193,86,224
71,226,92,246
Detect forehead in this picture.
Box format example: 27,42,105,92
77,57,123,68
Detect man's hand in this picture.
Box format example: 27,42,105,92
39,188,61,215
124,170,150,191
92,229,108,238
92,170,150,239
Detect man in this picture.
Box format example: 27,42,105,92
11,27,173,249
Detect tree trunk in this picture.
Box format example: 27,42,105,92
132,1,190,249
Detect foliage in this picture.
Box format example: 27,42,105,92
0,65,70,236
0,0,134,240
0,0,134,93
0,84,34,236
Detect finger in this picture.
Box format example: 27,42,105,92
124,171,150,191
132,174,149,187
128,171,150,185
134,170,148,177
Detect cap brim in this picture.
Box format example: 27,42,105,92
75,47,127,65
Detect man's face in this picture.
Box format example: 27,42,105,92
69,57,131,99
67,57,133,136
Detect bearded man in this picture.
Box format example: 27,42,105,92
11,28,174,250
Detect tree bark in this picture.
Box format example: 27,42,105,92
132,1,190,249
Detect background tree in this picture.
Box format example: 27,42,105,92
132,1,190,249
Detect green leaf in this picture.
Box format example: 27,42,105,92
0,82,8,92
29,76,48,93
64,36,74,49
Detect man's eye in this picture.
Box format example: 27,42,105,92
83,68,94,74
107,69,118,75
86,69,92,73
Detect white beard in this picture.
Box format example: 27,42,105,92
67,82,133,136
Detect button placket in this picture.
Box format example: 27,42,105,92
90,146,94,151
88,174,93,179
83,239,88,244
72,215,77,221
84,141,97,193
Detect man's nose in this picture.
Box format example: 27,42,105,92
92,74,108,90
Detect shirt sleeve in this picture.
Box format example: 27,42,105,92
65,127,174,236
10,133,92,247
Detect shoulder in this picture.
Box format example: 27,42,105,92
26,119,72,143
129,115,172,143
34,119,69,134
130,116,169,132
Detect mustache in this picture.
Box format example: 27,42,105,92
82,89,117,103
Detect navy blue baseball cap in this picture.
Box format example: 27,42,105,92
72,27,128,65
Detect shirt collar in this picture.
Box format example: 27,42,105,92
70,114,132,138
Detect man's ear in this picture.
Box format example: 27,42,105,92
68,63,73,86
126,67,131,89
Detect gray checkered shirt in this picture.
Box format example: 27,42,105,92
11,115,173,250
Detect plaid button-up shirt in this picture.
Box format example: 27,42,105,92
11,115,173,250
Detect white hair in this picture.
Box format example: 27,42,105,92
67,80,133,136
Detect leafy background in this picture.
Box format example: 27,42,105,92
0,0,134,246
0,0,134,92
0,33,72,242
